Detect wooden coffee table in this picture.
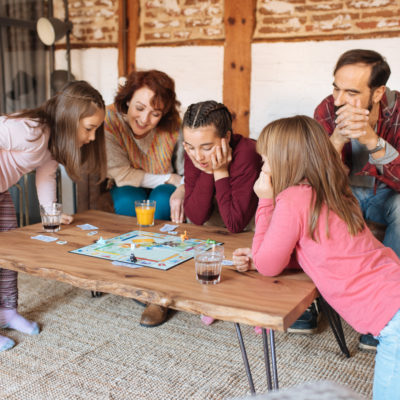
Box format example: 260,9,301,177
0,210,319,393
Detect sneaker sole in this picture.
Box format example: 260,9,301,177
287,327,318,334
358,342,377,352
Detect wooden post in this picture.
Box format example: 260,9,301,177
223,0,256,137
117,0,126,76
118,0,139,76
127,0,139,73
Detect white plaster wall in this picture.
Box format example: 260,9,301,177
136,46,224,115
55,48,119,105
250,37,400,138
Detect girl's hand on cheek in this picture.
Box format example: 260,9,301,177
253,171,273,199
211,138,232,172
211,146,221,170
212,139,231,180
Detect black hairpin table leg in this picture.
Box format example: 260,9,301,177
235,323,256,395
262,328,279,390
235,324,280,395
317,297,350,358
262,328,273,391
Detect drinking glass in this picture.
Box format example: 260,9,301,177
135,200,156,227
40,202,62,233
195,248,223,285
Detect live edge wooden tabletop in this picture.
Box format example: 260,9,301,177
0,210,317,331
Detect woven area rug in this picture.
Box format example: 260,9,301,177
0,274,373,399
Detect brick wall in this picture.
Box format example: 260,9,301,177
54,0,118,46
138,0,224,45
54,0,400,48
254,0,400,40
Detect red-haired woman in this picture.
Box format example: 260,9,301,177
105,69,184,224
104,69,184,327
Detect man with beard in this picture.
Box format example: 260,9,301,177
291,49,400,351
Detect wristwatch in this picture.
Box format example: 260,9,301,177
368,137,385,154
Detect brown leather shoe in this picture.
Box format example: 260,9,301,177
140,304,168,327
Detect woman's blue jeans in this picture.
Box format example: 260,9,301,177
351,185,400,258
110,184,176,221
374,309,400,399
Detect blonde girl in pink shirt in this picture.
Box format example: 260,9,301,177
0,80,107,351
234,115,400,399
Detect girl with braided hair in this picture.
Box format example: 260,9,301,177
183,101,261,326
182,100,262,234
0,80,107,351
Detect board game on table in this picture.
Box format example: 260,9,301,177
70,230,222,270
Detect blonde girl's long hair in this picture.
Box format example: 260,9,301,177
257,115,365,240
9,80,107,182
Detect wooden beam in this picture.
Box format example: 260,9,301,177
117,0,139,76
223,0,256,137
117,0,126,76
127,0,140,73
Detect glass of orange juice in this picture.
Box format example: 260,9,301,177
135,200,156,227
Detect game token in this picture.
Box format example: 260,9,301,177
96,236,106,244
180,230,188,242
130,243,137,263
56,240,67,245
206,239,217,244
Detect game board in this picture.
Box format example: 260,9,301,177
70,230,222,270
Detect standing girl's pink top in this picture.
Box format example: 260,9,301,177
252,184,400,336
0,116,58,205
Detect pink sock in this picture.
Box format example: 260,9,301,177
0,308,39,335
254,326,270,335
200,315,215,326
0,335,15,352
